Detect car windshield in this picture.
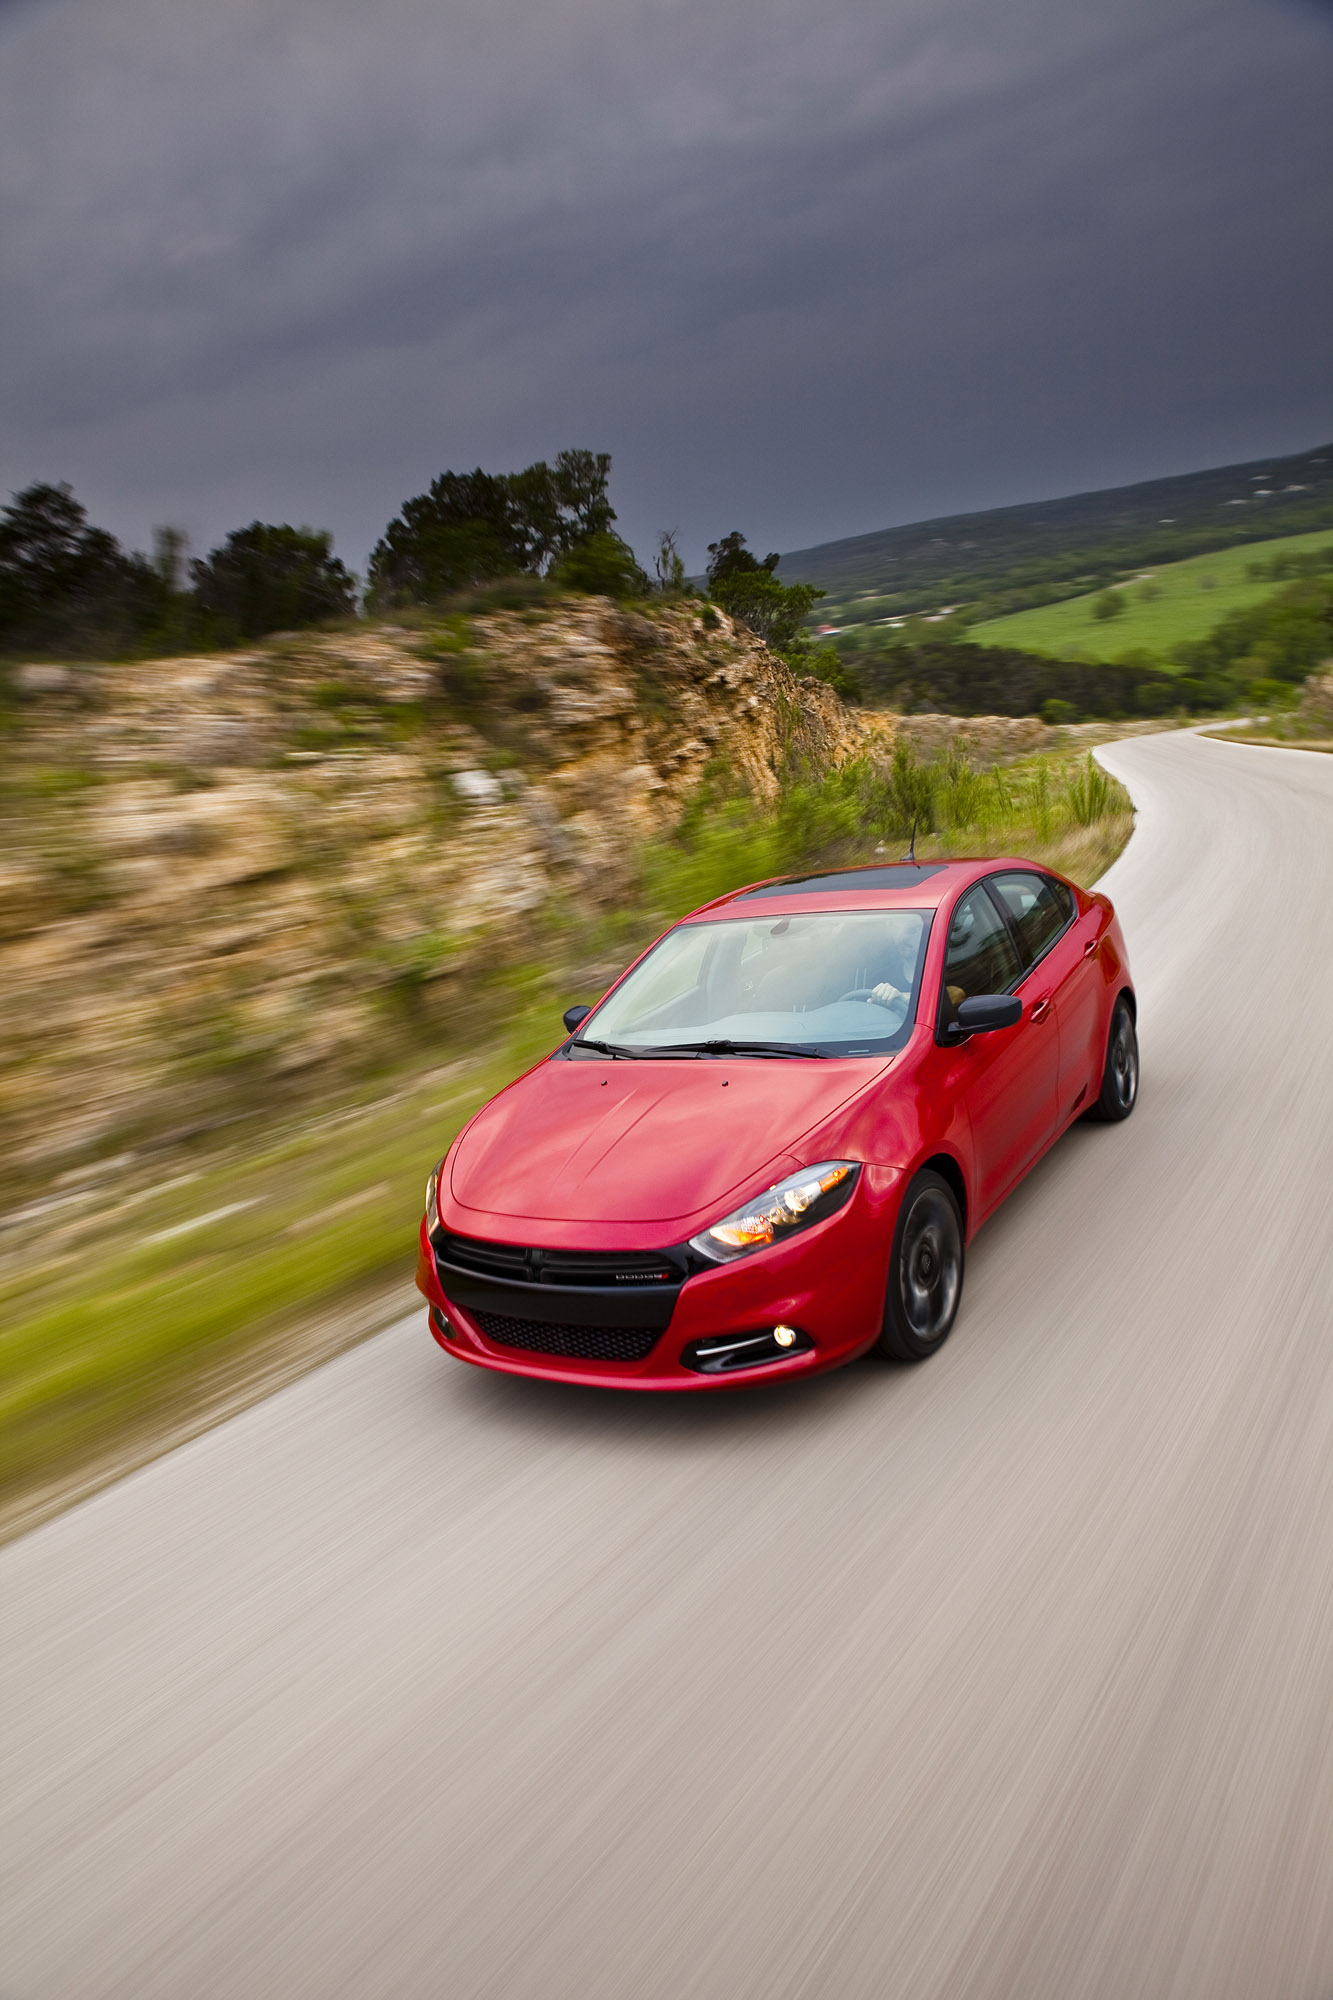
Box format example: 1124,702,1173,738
577,908,931,1057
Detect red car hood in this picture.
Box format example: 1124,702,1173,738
448,1057,879,1227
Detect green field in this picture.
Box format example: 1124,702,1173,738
965,530,1333,662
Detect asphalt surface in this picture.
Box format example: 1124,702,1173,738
4,728,1333,2000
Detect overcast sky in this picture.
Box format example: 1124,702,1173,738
2,0,1330,574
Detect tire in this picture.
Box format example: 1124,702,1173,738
1085,997,1139,1123
875,1169,965,1363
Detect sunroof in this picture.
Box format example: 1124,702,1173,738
738,863,946,898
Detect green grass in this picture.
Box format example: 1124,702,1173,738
0,1011,562,1521
966,530,1333,663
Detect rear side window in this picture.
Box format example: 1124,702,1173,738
939,885,1022,1027
987,871,1074,972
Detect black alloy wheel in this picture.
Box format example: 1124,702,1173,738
876,1169,965,1363
1086,997,1139,1123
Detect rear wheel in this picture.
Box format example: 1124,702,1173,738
1086,997,1138,1123
875,1169,964,1363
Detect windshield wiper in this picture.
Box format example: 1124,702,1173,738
572,1037,648,1060
646,1038,828,1059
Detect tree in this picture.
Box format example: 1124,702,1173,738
549,449,615,547
152,526,189,592
0,481,163,655
191,523,356,640
367,471,528,604
705,531,780,587
1091,589,1125,622
549,531,648,598
653,530,687,594
367,449,618,607
704,530,823,654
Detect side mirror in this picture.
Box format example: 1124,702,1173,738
563,1004,593,1034
953,993,1022,1036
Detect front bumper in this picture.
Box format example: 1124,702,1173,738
415,1166,905,1389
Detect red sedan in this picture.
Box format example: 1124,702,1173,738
417,857,1137,1388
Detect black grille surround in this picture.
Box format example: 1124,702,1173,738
434,1231,687,1290
470,1311,661,1364
431,1229,688,1342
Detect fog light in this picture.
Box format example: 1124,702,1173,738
682,1325,813,1373
431,1306,452,1336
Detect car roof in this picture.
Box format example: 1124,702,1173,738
684,857,1050,924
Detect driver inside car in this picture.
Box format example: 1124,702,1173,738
867,931,917,1011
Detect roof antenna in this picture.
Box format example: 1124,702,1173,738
904,812,919,865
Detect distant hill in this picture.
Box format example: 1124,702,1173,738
779,442,1333,623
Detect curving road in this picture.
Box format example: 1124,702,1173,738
4,729,1333,2000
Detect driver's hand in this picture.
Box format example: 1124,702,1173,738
869,981,905,1009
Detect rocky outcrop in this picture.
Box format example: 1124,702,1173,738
5,594,1119,1192
0,602,874,1189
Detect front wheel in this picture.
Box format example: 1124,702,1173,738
1086,997,1138,1123
875,1169,964,1363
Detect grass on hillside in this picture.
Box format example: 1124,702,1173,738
966,530,1333,664
787,441,1333,624
0,737,1134,1538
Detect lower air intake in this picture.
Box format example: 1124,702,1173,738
471,1310,659,1364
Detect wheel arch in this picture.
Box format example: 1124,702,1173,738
1116,984,1137,1024
919,1151,968,1237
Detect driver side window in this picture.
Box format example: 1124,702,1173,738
939,886,1022,1030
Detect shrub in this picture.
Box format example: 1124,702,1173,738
548,531,648,599
1134,678,1177,715
890,739,936,833
801,644,864,702
1246,676,1298,710
1065,755,1111,826
705,530,825,654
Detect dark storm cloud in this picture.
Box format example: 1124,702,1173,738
1,0,1330,571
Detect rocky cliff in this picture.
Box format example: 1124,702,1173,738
2,600,891,1191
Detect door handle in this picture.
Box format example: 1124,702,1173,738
1082,936,1100,959
1030,996,1053,1023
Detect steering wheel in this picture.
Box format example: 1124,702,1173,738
835,987,877,1003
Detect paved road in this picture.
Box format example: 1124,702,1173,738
4,729,1333,2000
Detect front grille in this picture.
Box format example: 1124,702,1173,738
471,1309,660,1364
538,1249,681,1288
434,1231,684,1289
433,1233,530,1281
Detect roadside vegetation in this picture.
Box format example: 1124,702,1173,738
1202,670,1333,753
0,728,1131,1538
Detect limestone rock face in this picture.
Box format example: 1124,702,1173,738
0,601,875,1188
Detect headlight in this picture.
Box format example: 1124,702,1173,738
425,1158,445,1232
689,1161,859,1264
